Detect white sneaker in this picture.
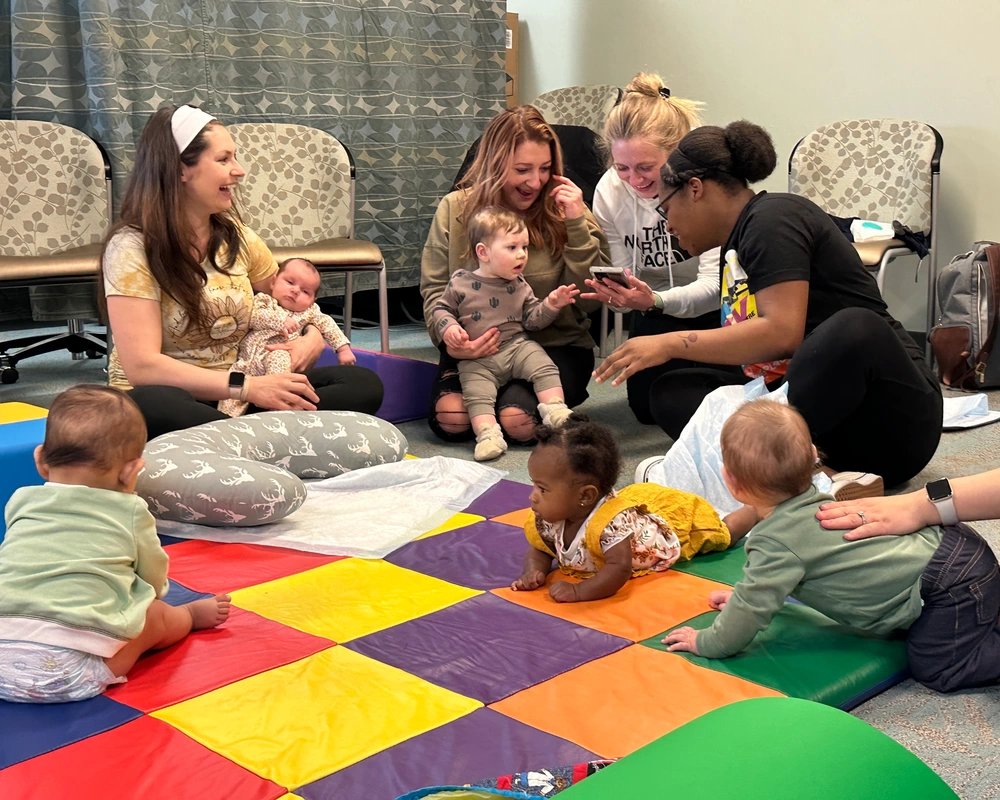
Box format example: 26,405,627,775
635,455,664,483
828,471,884,501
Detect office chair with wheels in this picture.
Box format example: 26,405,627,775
0,120,112,384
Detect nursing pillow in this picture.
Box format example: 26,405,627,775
137,411,408,527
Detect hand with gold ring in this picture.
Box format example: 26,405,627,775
816,493,933,541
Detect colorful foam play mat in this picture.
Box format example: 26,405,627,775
0,477,921,799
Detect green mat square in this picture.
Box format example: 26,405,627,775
640,604,909,708
672,542,747,585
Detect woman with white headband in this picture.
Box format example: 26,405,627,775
99,105,383,438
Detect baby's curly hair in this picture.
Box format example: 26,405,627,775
533,414,620,495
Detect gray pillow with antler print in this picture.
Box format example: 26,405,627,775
136,411,408,527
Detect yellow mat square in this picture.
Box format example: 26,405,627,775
417,511,485,540
232,558,481,643
153,646,481,788
0,402,47,423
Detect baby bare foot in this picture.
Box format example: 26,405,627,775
186,594,232,630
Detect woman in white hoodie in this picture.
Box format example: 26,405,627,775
585,74,720,424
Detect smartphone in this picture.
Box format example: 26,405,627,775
590,266,631,288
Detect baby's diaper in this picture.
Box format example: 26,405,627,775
0,640,126,703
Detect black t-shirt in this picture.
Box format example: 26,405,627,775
720,192,925,378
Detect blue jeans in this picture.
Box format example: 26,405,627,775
907,523,1000,692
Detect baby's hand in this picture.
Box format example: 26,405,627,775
548,580,579,603
283,316,301,336
443,325,470,349
708,589,732,611
546,284,580,310
662,626,701,654
337,345,356,366
511,569,547,592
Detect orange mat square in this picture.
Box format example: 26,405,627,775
492,569,724,641
0,715,284,800
106,608,333,712
164,540,345,593
491,507,531,527
490,644,782,758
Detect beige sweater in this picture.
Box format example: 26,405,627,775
420,190,609,349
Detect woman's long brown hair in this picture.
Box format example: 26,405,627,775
458,105,567,258
98,105,244,331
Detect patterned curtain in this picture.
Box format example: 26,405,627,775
0,0,506,315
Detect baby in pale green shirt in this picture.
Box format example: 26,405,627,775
0,385,231,703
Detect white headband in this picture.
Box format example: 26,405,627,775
171,105,215,154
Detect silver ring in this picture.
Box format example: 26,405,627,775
857,511,866,525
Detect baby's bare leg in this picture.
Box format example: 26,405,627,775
104,594,232,677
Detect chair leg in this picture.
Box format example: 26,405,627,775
875,253,889,296
377,260,389,353
599,304,609,357
343,272,353,339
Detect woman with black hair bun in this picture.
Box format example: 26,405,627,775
595,120,942,488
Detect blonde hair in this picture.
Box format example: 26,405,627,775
466,205,526,260
41,385,147,470
604,73,703,163
458,105,567,257
721,400,815,500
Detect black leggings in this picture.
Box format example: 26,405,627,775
428,343,594,442
648,308,942,488
625,308,720,425
130,365,384,440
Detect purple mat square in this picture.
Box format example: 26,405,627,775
384,520,527,590
0,695,141,769
297,707,599,800
463,478,531,518
345,593,627,703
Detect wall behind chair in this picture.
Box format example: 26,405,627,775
507,0,1000,332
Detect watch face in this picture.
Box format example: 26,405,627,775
926,478,952,502
229,372,246,389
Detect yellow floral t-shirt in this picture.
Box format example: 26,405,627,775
103,225,277,390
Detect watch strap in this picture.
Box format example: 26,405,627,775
926,480,958,526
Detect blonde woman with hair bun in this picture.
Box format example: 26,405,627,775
583,73,721,425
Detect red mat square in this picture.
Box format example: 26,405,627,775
164,539,345,593
106,607,334,712
0,715,285,800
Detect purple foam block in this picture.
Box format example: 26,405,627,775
297,707,599,800
317,347,438,423
346,593,628,704
384,519,528,591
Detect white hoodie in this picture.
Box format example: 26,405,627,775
592,168,720,318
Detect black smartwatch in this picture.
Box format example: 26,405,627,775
228,371,246,400
925,478,958,526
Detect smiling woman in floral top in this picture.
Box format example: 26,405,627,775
99,105,381,438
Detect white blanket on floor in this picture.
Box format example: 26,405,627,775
154,456,505,558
